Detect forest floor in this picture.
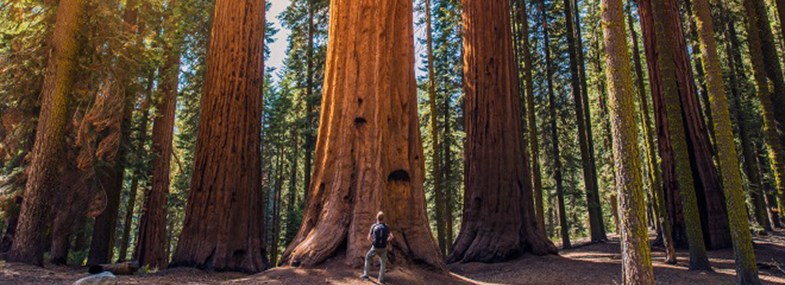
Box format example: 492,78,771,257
1,230,784,285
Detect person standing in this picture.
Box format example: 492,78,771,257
362,211,395,284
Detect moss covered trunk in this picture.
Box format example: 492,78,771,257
600,0,654,282
6,0,85,266
639,0,712,270
691,0,761,282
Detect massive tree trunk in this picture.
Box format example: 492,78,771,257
639,0,712,270
628,1,676,264
448,0,556,264
563,0,605,243
424,0,447,256
280,0,443,269
135,0,182,269
743,0,785,224
691,0,761,283
600,0,655,282
170,0,267,273
6,0,85,266
659,0,730,251
517,0,545,232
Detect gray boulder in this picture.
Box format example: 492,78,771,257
73,271,117,285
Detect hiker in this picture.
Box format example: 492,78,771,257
361,211,394,284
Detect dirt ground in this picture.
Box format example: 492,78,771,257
1,231,784,285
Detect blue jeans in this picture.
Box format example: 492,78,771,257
363,246,388,282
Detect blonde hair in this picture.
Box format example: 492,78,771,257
376,211,385,222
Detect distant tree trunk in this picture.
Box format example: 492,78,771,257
600,0,655,282
752,0,785,218
443,92,455,253
563,0,605,242
538,0,570,249
285,128,299,245
425,0,446,256
87,0,141,266
743,0,785,225
628,1,676,264
722,8,772,231
170,0,267,273
270,150,284,265
518,0,545,232
639,0,712,270
118,82,152,262
573,0,604,241
448,0,556,263
6,0,85,266
279,0,444,269
691,0,761,283
135,0,182,269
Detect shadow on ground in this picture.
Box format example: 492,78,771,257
1,230,784,284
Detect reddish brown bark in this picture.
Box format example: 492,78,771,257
638,0,729,251
135,0,181,269
280,0,444,269
170,0,267,273
448,0,556,263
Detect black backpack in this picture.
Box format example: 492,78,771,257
372,223,390,248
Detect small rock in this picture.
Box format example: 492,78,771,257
73,271,117,285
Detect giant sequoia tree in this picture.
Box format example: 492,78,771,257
639,0,712,270
280,0,444,268
6,0,85,265
447,0,556,263
170,0,267,273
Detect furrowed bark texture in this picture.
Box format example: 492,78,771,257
170,0,267,273
691,0,761,283
640,0,712,270
6,0,85,265
448,0,557,263
659,0,730,251
280,0,444,269
600,0,655,282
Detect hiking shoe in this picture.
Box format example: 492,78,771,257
360,275,370,280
